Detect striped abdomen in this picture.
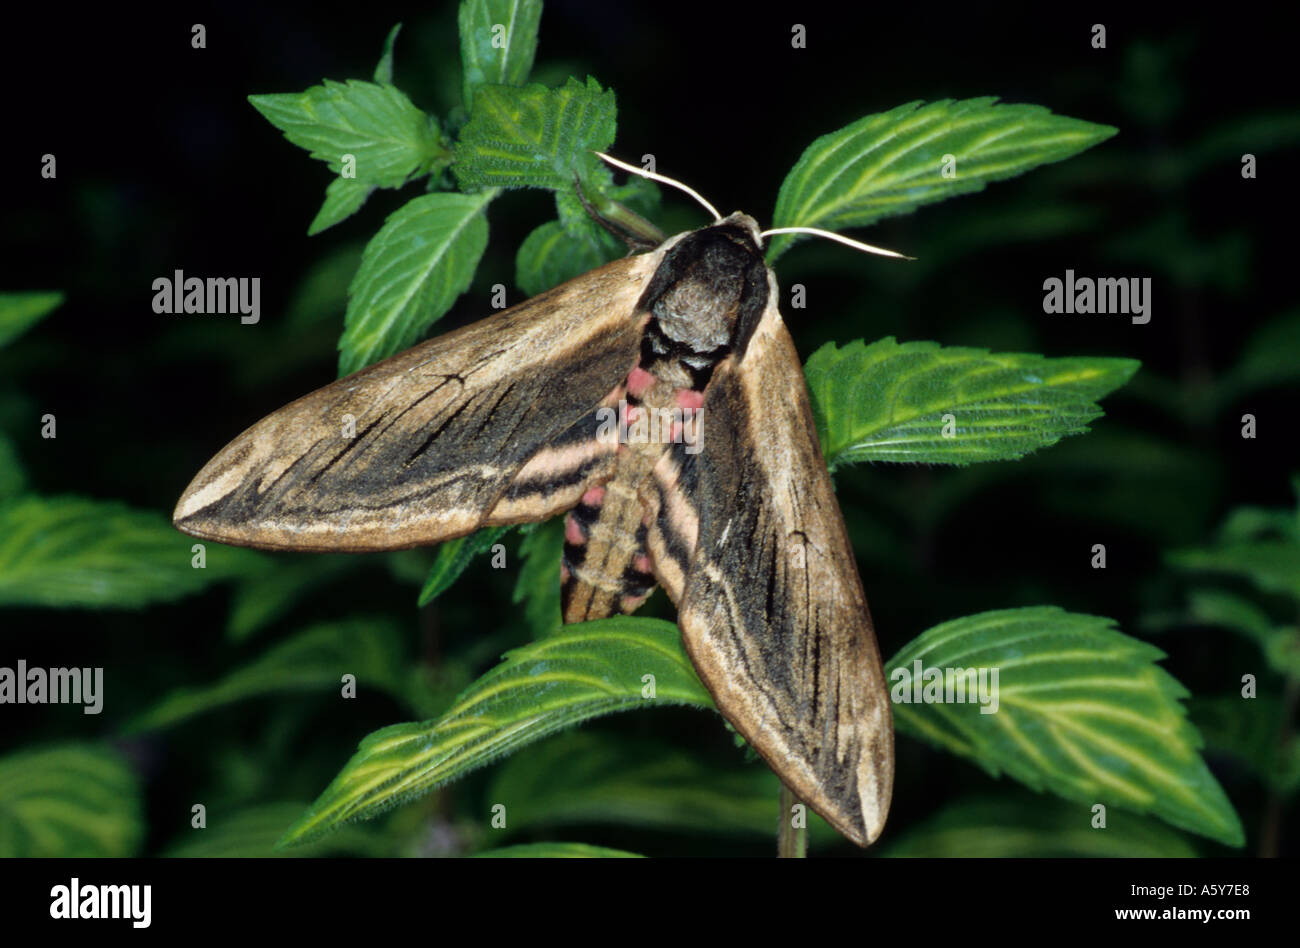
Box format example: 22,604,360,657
561,359,702,622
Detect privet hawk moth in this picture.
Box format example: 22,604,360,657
174,161,896,846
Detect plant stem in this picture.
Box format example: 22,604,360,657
594,197,665,246
571,173,666,247
778,782,807,858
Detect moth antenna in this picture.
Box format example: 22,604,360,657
759,226,915,261
593,151,723,223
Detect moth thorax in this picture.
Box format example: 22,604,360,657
652,256,744,354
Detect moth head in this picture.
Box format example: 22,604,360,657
640,215,771,359
717,211,763,247
595,152,910,360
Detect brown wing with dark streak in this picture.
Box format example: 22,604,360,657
643,289,894,846
174,252,661,552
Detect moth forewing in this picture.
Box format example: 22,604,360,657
645,272,894,846
173,251,663,551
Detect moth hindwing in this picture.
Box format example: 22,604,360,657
174,212,895,846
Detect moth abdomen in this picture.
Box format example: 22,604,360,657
619,557,656,597
559,357,707,623
560,474,651,622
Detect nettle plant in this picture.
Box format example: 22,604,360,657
227,2,1242,855
1157,476,1300,856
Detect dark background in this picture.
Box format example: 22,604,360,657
1,1,1295,857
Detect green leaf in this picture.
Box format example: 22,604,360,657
454,77,616,191
1185,589,1276,646
1192,694,1300,796
515,219,609,296
513,517,564,636
881,795,1199,858
249,79,447,187
0,291,63,348
419,526,511,607
1220,309,1300,404
282,243,366,332
458,0,543,112
768,98,1117,262
279,616,711,845
338,190,494,375
487,731,839,843
308,176,376,236
0,495,266,609
888,606,1244,846
1219,504,1299,544
473,842,644,858
1261,629,1300,679
0,744,143,857
127,618,410,732
805,338,1139,470
373,23,402,84
0,432,25,500
162,802,392,858
1168,541,1300,602
1187,584,1300,677
1181,587,1300,679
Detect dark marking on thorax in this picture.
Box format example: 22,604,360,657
637,222,769,376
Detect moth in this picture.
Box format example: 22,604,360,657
174,155,902,846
